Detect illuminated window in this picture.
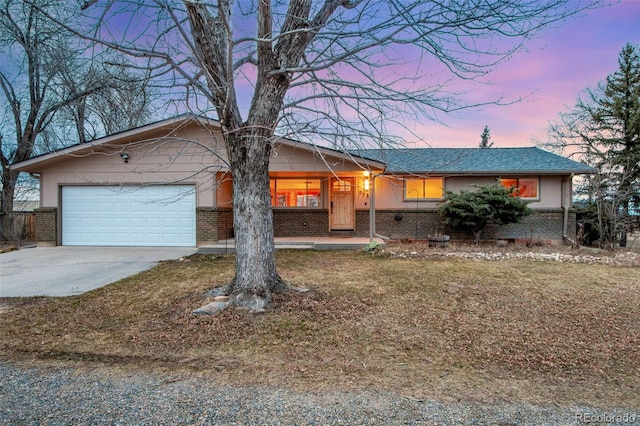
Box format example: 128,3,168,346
270,179,321,207
332,180,353,192
404,177,444,200
500,177,538,199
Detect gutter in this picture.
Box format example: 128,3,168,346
562,173,575,245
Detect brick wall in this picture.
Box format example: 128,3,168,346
200,207,575,244
196,207,233,243
196,208,217,242
358,210,444,240
481,209,572,243
273,209,329,237
217,209,234,240
34,207,57,245
356,208,574,244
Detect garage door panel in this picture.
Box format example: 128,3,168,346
129,217,145,227
62,185,195,247
114,203,129,213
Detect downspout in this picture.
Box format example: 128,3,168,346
562,173,575,245
369,173,375,243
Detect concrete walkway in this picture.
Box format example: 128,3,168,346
198,237,385,254
0,246,196,297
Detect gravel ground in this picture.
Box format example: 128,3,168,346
1,363,638,425
379,246,640,267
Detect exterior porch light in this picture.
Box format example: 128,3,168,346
120,152,129,163
363,171,370,192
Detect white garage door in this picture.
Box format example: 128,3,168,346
62,185,196,246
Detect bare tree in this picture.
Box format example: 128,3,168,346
88,63,153,136
0,0,74,239
72,0,597,310
0,0,157,240
0,0,99,239
57,55,155,143
543,43,640,248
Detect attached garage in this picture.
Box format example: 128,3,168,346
61,185,196,247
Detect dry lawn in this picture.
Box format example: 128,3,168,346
1,247,639,407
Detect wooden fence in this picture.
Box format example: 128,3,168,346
9,212,36,241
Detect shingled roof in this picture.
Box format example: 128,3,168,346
353,147,596,175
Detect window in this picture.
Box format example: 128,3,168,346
404,177,444,200
270,179,321,207
332,180,352,192
499,177,538,199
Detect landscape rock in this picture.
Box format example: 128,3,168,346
379,245,640,267
192,301,229,315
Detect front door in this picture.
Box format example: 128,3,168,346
330,178,354,230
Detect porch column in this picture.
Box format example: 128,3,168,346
369,174,375,243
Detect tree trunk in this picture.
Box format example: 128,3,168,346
223,127,287,311
0,168,18,241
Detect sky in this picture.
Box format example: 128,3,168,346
409,0,640,149
83,1,640,150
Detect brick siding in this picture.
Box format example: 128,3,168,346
358,210,444,240
273,209,329,237
270,208,573,243
34,207,57,244
356,208,574,244
196,207,233,243
481,209,574,243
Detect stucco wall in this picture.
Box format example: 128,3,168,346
270,143,377,174
39,123,227,209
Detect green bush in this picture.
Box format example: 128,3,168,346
438,184,533,243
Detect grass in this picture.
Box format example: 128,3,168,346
1,248,639,407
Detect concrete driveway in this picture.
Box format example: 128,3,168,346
0,246,196,297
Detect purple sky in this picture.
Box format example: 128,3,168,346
99,1,638,149
407,0,640,148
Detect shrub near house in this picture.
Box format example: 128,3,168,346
438,184,533,244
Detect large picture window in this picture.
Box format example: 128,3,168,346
500,177,539,199
404,177,444,200
270,179,321,207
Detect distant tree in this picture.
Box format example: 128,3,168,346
86,65,153,137
479,125,493,148
57,58,154,143
544,43,640,248
438,184,533,243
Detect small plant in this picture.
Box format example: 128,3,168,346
363,241,381,253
